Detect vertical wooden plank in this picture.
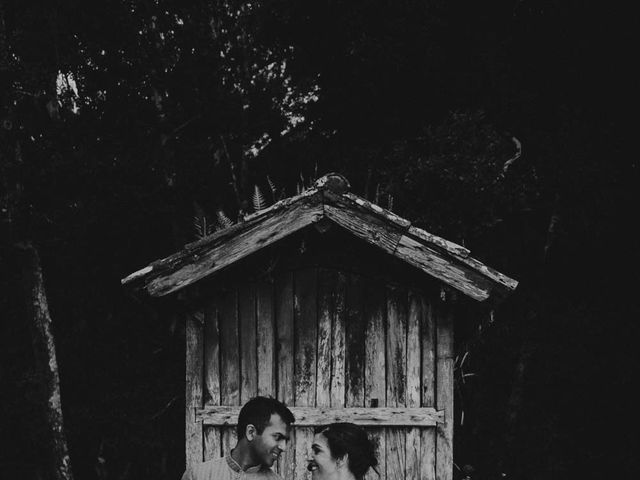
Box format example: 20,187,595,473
203,427,221,461
435,296,454,480
276,272,295,479
364,280,386,480
221,426,238,456
421,294,437,480
185,311,204,467
406,291,422,480
330,272,347,408
203,300,221,460
220,288,240,452
386,285,407,480
239,283,257,403
316,268,334,408
294,268,318,480
257,281,276,397
345,273,365,407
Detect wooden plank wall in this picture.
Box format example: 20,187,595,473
194,267,454,480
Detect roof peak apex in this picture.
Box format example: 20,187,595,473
314,172,351,194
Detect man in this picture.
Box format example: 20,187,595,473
182,396,295,480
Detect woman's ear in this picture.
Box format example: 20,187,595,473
245,424,257,441
336,454,349,471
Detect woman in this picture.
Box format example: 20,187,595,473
307,422,378,480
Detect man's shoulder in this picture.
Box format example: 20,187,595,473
182,457,227,480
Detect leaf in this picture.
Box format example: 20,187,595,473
252,184,267,211
216,209,234,229
267,175,278,201
193,202,212,239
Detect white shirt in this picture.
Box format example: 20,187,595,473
181,455,281,480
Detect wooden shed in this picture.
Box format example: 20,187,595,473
122,173,517,480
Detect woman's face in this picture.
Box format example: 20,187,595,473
308,432,340,480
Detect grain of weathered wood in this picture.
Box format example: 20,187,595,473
203,427,221,461
395,235,492,302
406,226,470,258
421,294,437,480
386,427,406,480
294,267,317,480
221,426,238,456
364,281,386,480
276,272,295,406
346,273,365,407
436,300,454,480
239,283,257,403
197,406,443,426
275,272,294,478
294,268,318,407
186,311,204,467
364,281,386,404
386,286,407,480
203,300,221,461
294,428,313,480
281,429,296,480
220,288,240,407
256,281,275,397
406,291,422,480
324,204,402,255
204,300,221,406
219,288,240,452
330,272,346,408
341,192,412,229
139,200,324,296
316,269,334,408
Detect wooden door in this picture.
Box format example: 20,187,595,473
186,266,454,480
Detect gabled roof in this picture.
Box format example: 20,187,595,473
121,173,518,302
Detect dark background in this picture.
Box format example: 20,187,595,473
1,1,637,479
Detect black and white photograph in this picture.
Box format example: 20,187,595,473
1,2,635,480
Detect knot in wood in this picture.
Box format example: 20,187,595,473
314,172,351,194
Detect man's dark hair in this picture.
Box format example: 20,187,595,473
236,396,295,439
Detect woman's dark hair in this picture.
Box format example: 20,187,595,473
237,396,295,439
314,423,379,479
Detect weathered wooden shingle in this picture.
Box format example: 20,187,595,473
122,173,518,302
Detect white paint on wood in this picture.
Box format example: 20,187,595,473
257,282,275,397
186,312,204,467
364,282,386,480
435,301,454,480
203,300,221,461
196,406,444,427
406,291,422,480
330,272,346,408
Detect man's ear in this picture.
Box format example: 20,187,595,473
245,424,257,441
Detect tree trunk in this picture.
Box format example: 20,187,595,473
18,242,74,480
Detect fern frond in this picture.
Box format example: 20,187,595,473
388,194,394,211
216,209,234,229
194,215,213,239
266,175,277,201
252,185,268,211
193,202,213,239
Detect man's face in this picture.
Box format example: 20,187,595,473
250,413,290,467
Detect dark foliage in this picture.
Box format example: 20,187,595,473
1,1,637,479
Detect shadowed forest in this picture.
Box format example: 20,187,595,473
1,1,637,480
